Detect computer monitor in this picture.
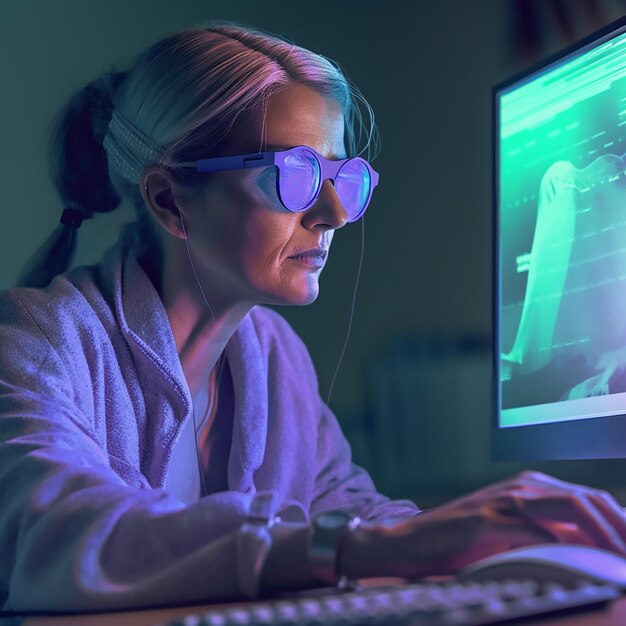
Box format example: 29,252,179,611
493,15,626,460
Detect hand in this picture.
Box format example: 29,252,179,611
567,347,626,399
566,373,608,399
595,348,626,377
344,471,626,580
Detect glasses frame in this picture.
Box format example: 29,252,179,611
173,145,380,222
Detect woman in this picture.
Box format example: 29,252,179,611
2,20,625,612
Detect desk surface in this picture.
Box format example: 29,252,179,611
14,579,626,626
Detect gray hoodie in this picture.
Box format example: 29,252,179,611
0,229,419,612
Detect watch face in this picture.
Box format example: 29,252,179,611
318,511,351,530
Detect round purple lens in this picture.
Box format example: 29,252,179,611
335,159,370,221
278,148,320,210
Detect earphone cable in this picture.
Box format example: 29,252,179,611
179,211,216,326
326,215,365,407
178,209,221,497
191,353,226,497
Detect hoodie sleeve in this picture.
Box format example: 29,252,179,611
310,399,421,522
0,292,279,612
255,306,421,523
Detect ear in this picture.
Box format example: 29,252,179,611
140,167,187,240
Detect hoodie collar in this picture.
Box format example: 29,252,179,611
98,227,268,492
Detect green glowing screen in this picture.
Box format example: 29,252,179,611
499,27,626,428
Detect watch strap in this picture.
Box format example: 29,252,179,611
308,510,362,585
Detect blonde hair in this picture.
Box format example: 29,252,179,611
18,20,379,288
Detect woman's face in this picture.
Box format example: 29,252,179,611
179,82,349,308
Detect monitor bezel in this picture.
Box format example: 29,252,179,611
492,14,626,461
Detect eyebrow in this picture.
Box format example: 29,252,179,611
264,144,346,160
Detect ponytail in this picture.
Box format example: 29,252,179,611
17,71,127,288
18,22,379,289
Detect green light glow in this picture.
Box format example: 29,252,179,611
499,28,626,426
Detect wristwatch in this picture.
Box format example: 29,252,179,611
309,510,362,586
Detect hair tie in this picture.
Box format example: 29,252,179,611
103,109,164,184
60,207,87,229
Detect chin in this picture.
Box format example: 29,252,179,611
279,288,319,307
292,275,321,305
295,290,319,306
265,280,320,307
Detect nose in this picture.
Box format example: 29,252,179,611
301,180,349,231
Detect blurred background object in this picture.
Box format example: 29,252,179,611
510,0,626,62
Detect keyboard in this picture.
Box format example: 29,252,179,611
168,579,621,626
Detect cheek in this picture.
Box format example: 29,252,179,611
199,178,268,264
193,183,242,253
202,175,314,298
240,211,295,274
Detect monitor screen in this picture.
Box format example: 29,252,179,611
494,15,626,460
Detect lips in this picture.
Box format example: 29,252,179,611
287,247,328,270
288,248,328,260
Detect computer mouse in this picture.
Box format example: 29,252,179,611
457,544,626,589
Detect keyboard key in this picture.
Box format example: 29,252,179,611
168,579,620,626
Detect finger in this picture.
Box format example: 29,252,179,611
474,471,568,498
510,470,583,492
523,477,626,548
504,472,611,513
587,490,626,550
424,474,625,554
437,471,555,509
524,474,622,516
494,478,626,554
522,492,626,554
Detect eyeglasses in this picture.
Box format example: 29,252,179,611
173,145,379,222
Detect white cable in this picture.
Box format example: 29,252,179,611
178,210,216,325
177,208,219,496
326,215,365,407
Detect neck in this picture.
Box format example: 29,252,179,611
139,241,252,399
167,290,250,397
